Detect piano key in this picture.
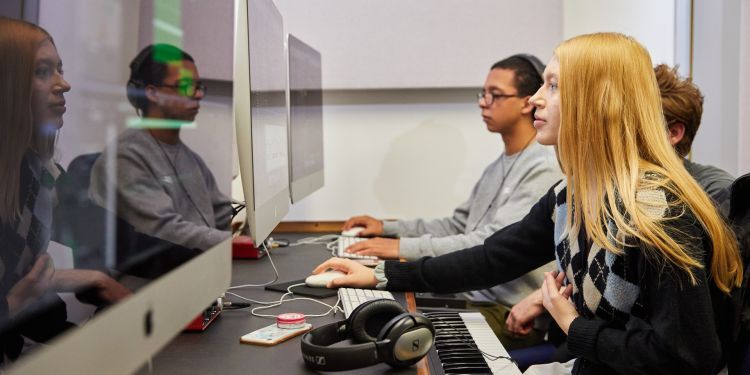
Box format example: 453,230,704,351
425,311,521,375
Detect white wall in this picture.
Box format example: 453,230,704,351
741,0,750,175
275,0,563,89
692,0,744,177
283,89,500,221
563,0,677,67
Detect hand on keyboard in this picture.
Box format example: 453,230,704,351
344,237,400,260
312,258,378,289
336,236,376,260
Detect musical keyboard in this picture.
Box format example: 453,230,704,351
423,311,521,375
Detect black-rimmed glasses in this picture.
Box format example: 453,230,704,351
159,81,207,97
477,91,520,106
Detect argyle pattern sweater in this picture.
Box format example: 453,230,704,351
383,179,731,374
1,153,72,363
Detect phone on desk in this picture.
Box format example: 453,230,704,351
240,323,312,346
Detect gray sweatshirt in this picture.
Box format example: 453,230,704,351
89,128,232,251
683,158,734,202
382,141,562,307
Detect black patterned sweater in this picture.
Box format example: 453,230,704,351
384,179,732,375
0,153,72,363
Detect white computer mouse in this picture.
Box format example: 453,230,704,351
305,270,346,288
341,227,365,237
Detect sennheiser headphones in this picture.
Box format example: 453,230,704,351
300,299,435,371
509,53,545,81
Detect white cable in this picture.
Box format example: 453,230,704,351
224,291,287,306
227,242,279,290
327,238,340,256
226,282,342,319
289,234,340,247
250,283,342,318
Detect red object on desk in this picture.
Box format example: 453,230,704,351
232,235,265,259
184,306,222,332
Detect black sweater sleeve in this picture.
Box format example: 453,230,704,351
384,185,558,293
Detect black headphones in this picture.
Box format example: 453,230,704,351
126,45,156,113
509,53,545,81
300,299,435,371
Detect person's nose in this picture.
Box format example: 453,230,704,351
55,75,71,94
478,95,489,109
529,87,543,108
193,86,205,101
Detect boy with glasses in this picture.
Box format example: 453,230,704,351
89,44,232,251
342,55,563,349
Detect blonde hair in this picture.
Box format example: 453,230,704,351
555,33,741,293
0,17,56,224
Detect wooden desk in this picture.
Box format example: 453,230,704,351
137,233,422,375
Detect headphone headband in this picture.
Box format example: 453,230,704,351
300,320,383,371
508,53,545,81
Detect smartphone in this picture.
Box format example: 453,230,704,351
240,323,312,346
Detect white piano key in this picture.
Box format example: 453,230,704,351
458,313,522,375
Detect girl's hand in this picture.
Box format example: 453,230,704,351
312,258,379,289
541,271,578,335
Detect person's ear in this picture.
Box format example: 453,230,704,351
667,122,686,146
520,96,534,115
145,85,161,106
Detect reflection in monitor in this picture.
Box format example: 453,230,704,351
3,2,232,374
287,34,324,203
234,0,290,243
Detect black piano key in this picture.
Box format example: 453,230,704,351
442,363,492,372
425,311,502,375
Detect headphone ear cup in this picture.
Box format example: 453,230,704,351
126,80,142,109
378,314,435,368
347,299,406,343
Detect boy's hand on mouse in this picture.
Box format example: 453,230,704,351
342,215,383,236
312,258,378,289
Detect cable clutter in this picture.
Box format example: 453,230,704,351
224,239,342,320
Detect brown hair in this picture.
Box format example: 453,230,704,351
0,17,54,224
654,64,703,157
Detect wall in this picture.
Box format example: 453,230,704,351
741,0,750,175
275,0,563,89
563,0,677,66
692,0,743,176
282,89,500,221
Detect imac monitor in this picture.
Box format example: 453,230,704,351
234,0,290,243
287,34,324,203
4,2,233,373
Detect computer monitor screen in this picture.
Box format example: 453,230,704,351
234,0,290,242
1,2,232,373
287,34,324,203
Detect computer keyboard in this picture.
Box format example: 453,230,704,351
335,236,378,260
338,288,395,317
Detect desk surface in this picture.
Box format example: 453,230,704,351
138,234,419,375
